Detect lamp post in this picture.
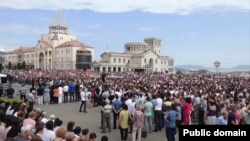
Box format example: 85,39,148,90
214,61,221,74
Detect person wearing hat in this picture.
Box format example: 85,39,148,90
27,90,36,110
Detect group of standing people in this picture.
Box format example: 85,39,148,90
1,70,249,141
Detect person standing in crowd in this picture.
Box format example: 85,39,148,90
75,81,80,102
42,120,55,141
58,85,63,104
44,86,50,105
13,124,32,141
6,85,15,99
69,81,75,102
182,97,192,125
153,93,163,132
63,83,69,103
27,90,36,110
79,87,87,113
89,132,97,141
132,104,144,141
175,99,182,133
112,94,122,129
36,85,44,105
193,93,201,122
102,100,112,133
217,111,228,125
19,84,27,100
164,104,179,141
244,105,250,125
206,98,217,125
151,95,156,124
198,97,207,125
227,105,237,125
53,86,59,104
143,96,153,133
127,95,136,134
101,135,109,141
119,104,130,141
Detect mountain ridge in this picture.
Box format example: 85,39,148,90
176,65,250,72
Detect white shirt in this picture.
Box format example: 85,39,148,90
154,98,163,111
6,107,14,115
63,85,69,92
115,91,122,100
42,128,55,141
193,97,201,106
80,91,88,101
125,99,132,106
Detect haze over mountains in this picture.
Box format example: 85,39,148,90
176,65,250,72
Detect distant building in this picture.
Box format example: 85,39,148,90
3,11,94,70
92,37,175,73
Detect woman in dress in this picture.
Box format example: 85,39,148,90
44,86,50,105
206,98,217,125
132,104,144,141
182,97,192,125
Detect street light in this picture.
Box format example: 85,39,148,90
214,61,221,74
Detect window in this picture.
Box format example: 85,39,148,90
168,60,174,66
118,58,121,63
155,59,157,64
127,47,130,51
128,60,130,64
113,58,116,63
123,59,125,63
144,58,146,63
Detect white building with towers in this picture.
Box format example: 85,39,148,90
92,37,175,73
3,11,94,70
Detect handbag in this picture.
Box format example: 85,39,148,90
128,111,134,124
141,128,147,138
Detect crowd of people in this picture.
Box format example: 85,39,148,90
0,70,249,141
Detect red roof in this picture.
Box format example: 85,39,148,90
7,47,35,54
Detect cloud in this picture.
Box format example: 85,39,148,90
0,0,249,14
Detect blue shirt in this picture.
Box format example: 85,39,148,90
165,110,178,128
69,83,75,93
113,99,122,111
217,116,227,125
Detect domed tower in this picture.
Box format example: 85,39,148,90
49,10,68,34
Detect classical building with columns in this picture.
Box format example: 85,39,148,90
92,37,175,73
3,11,94,70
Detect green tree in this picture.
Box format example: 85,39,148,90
17,63,21,70
21,61,26,70
8,62,12,70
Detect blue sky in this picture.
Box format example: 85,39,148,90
0,0,249,68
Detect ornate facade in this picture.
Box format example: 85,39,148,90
92,37,175,73
3,11,94,70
